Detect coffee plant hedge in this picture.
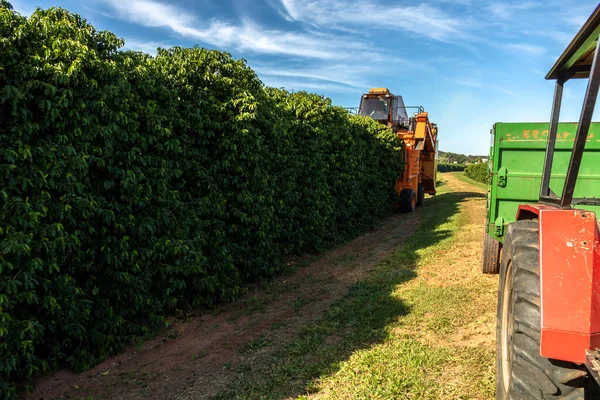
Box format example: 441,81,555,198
437,162,465,172
0,3,404,396
464,162,489,184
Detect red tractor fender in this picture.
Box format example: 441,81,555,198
517,204,600,364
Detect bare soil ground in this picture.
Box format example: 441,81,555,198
27,198,423,400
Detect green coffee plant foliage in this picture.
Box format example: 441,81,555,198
464,162,489,184
0,3,404,396
263,88,403,255
437,163,465,172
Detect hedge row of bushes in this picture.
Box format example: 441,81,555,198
465,162,489,184
437,162,465,172
0,3,403,395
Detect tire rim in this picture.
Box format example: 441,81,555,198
501,260,514,393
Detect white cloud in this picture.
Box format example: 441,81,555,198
100,0,377,60
432,0,473,4
98,0,439,96
102,0,237,48
565,14,588,28
522,29,572,45
94,0,567,127
108,0,195,28
279,0,466,42
451,77,516,96
531,68,546,77
486,1,540,19
505,43,546,56
248,47,438,96
561,3,599,30
253,65,369,89
236,21,365,59
487,3,511,19
260,77,361,94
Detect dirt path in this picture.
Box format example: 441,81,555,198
28,196,423,400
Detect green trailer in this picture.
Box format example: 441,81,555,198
482,121,600,273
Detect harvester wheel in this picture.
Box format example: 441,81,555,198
416,184,425,207
481,231,501,274
497,220,590,399
400,189,416,213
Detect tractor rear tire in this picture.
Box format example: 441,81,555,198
400,189,416,213
497,220,591,399
481,231,502,274
416,184,425,207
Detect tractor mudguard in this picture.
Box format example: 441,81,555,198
517,204,600,364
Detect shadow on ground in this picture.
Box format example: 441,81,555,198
210,189,485,400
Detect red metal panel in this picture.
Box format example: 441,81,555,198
517,204,600,364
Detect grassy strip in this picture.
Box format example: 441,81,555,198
212,176,496,400
451,172,489,191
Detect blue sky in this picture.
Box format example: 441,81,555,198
8,0,600,155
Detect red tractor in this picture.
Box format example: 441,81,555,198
495,5,600,399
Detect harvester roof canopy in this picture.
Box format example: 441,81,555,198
546,3,600,80
368,88,390,94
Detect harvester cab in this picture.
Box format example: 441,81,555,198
356,88,438,213
358,88,409,128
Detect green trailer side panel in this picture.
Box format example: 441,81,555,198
487,122,600,242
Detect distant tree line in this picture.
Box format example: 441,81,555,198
438,163,465,172
438,150,487,165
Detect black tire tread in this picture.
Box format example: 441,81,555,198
496,220,588,400
416,184,425,207
400,189,416,213
481,232,501,274
514,268,541,298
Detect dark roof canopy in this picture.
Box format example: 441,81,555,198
546,4,600,80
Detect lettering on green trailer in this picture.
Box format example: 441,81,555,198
504,130,597,141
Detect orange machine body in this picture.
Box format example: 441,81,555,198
395,112,438,198
357,88,437,201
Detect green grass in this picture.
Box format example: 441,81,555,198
243,336,272,354
212,176,495,399
451,172,488,191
